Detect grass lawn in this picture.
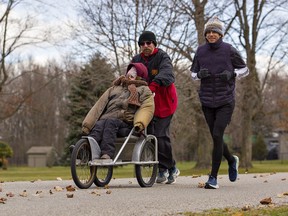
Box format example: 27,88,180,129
0,160,287,182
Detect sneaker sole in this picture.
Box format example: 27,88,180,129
156,179,168,184
229,155,239,182
156,170,169,184
166,180,176,184
165,169,180,184
204,183,219,189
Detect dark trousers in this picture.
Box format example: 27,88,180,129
148,115,176,172
89,118,131,158
202,101,235,178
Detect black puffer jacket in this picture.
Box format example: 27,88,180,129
191,39,244,108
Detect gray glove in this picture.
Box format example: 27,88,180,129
197,68,210,79
219,70,235,81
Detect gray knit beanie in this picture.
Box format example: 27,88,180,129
204,17,225,37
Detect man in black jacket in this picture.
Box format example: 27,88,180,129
131,31,180,184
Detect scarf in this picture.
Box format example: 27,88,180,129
113,76,148,107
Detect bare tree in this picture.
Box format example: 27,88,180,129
228,0,288,169
262,73,288,133
0,0,62,121
1,62,69,165
70,0,188,73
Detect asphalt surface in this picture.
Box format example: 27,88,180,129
1,172,288,216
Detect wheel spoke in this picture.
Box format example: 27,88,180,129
71,139,95,189
135,141,157,187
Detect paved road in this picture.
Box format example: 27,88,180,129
1,172,288,216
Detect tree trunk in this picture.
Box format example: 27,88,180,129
239,54,260,169
240,89,253,169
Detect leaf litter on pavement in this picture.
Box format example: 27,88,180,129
0,173,287,211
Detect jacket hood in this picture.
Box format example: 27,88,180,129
126,63,148,81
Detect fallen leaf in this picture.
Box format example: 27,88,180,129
0,197,7,204
49,190,54,195
128,181,132,184
66,185,76,192
104,185,109,189
260,197,272,205
263,180,268,183
197,182,205,188
281,178,286,181
66,193,74,198
91,190,101,196
106,190,112,194
192,175,201,178
54,186,63,192
19,190,28,197
6,192,14,197
33,191,44,198
56,177,62,181
283,192,288,196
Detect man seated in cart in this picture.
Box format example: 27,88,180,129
81,63,155,160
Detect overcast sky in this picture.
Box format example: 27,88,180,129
9,0,78,65
5,1,287,76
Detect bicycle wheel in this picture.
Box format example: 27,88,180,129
135,140,158,187
71,139,96,189
94,165,113,187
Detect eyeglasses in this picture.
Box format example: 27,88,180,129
139,41,152,46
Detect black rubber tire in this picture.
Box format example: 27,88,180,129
135,140,158,187
94,166,113,187
71,139,96,189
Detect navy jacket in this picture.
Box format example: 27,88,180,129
191,39,247,108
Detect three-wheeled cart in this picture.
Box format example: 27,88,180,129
71,127,158,188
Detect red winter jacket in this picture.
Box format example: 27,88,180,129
149,81,177,117
132,48,178,118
